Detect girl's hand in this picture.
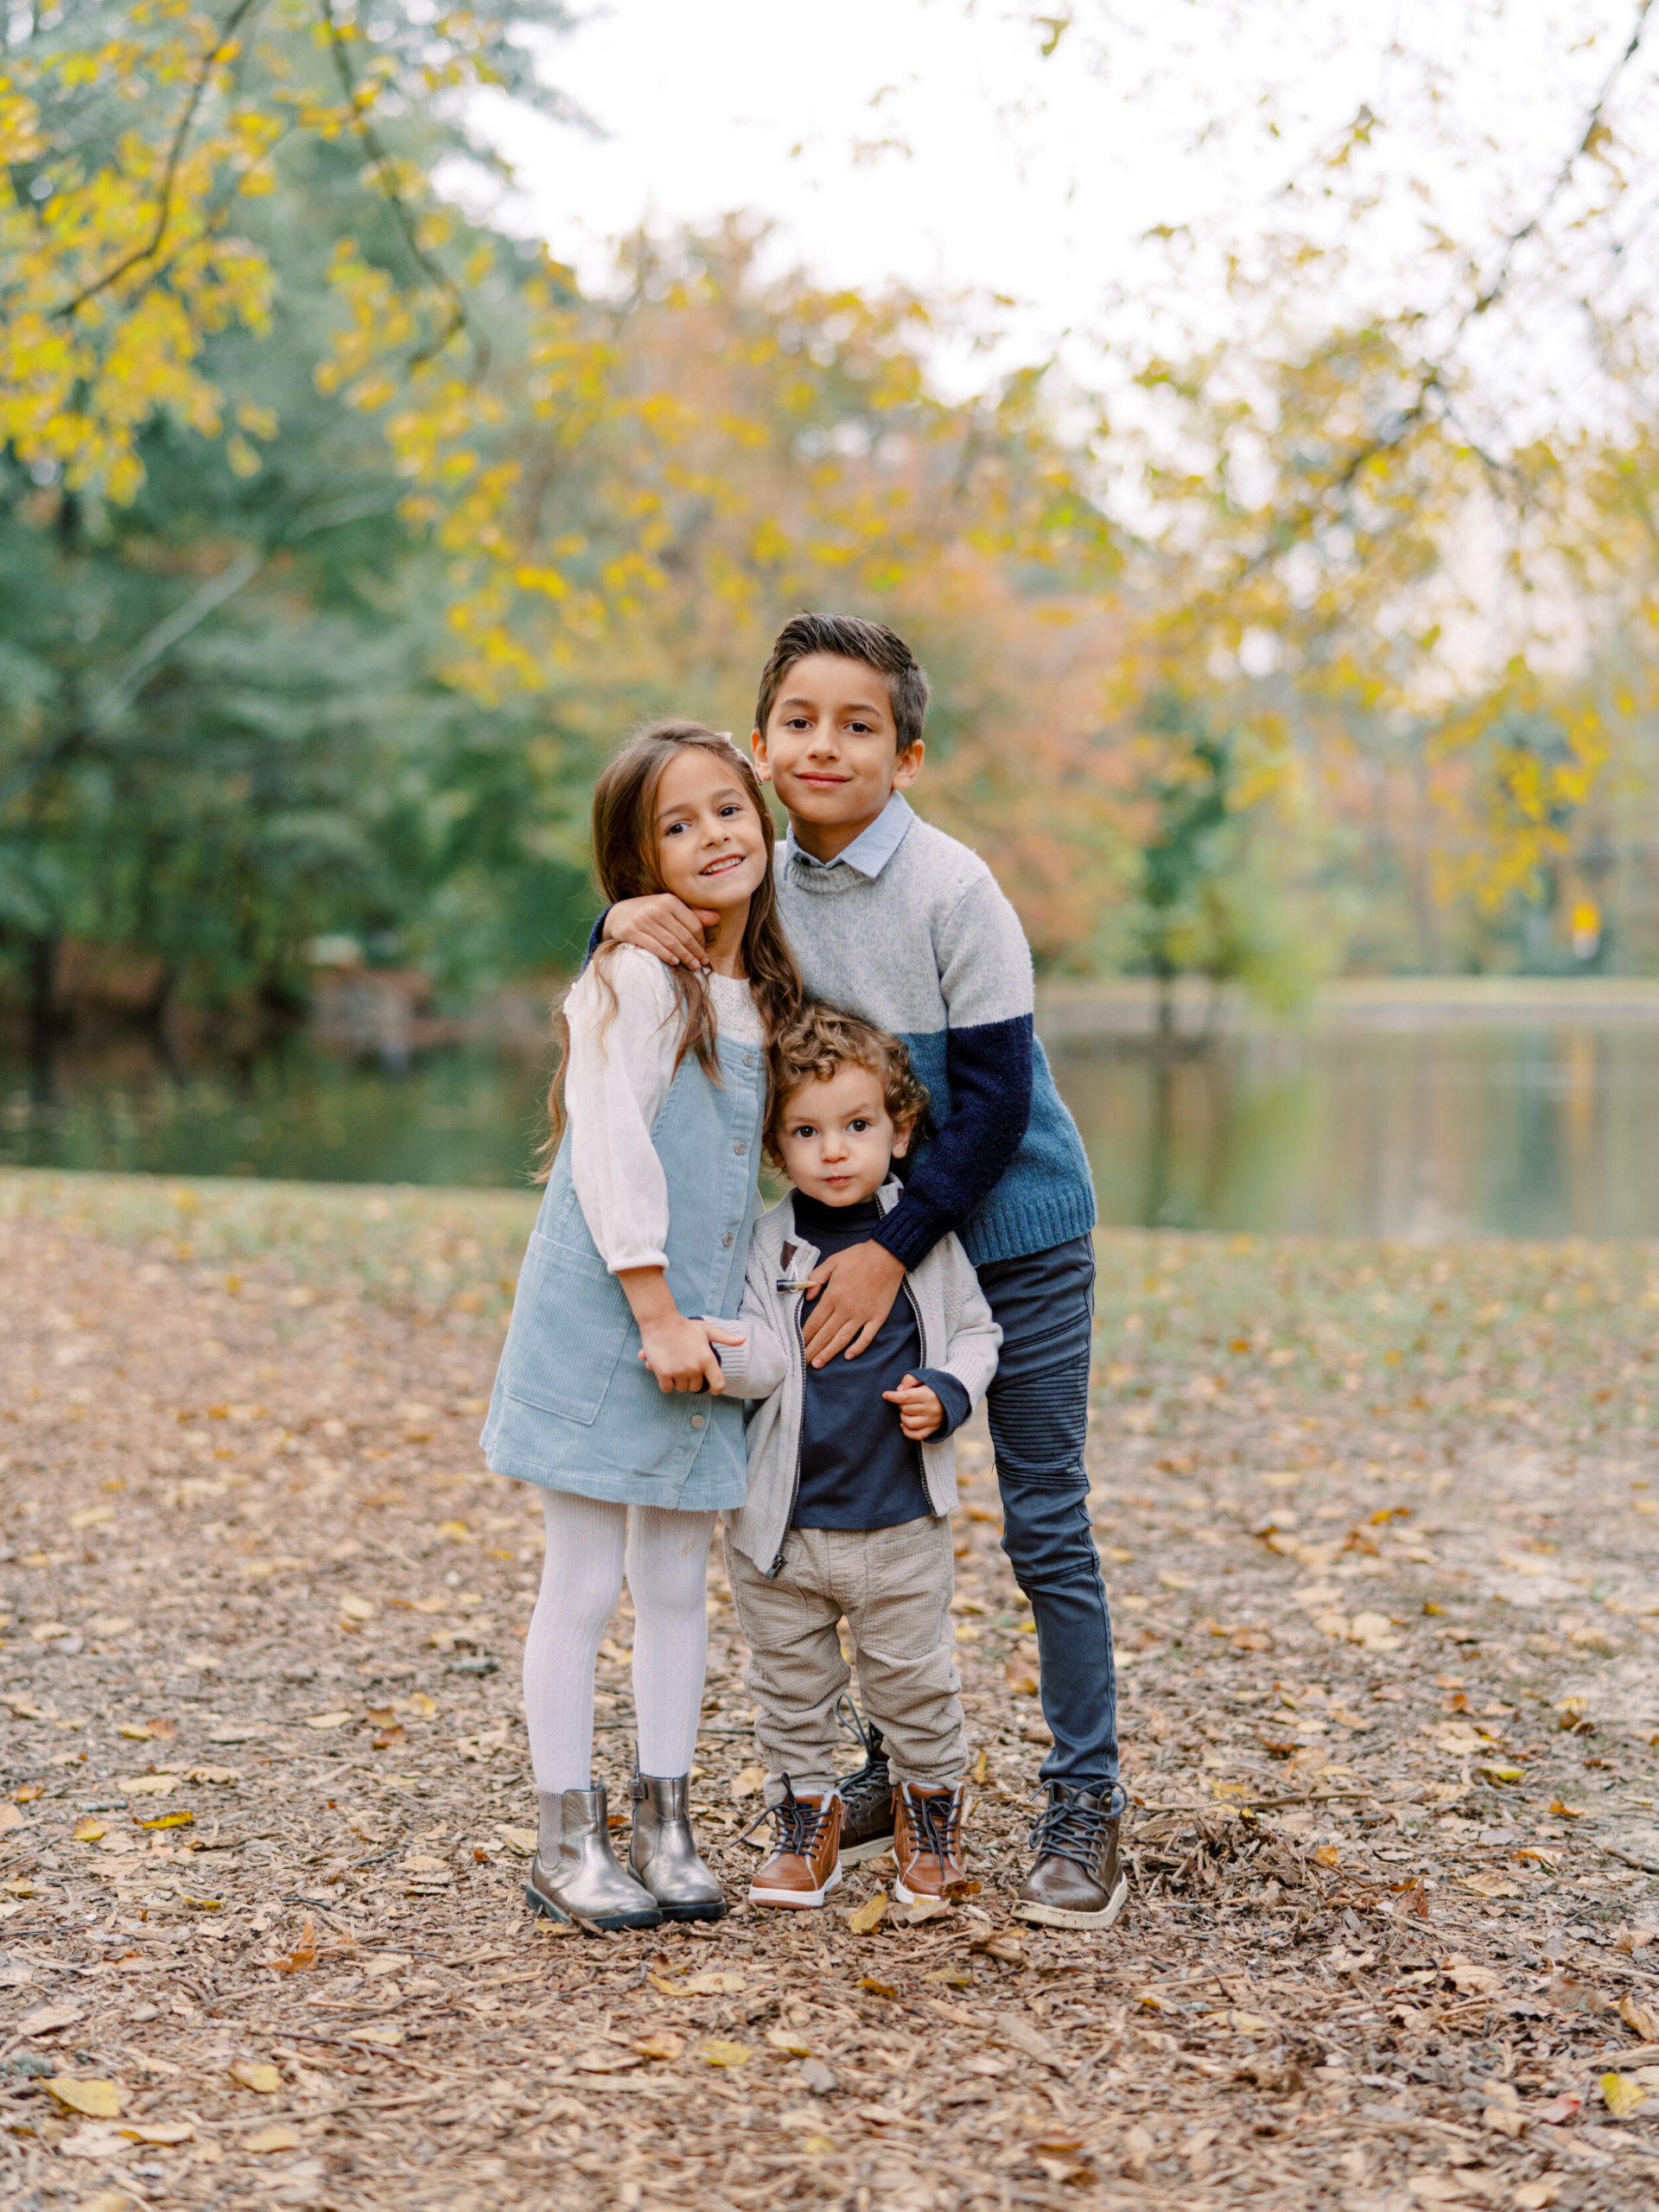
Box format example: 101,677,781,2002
882,1373,945,1440
637,1315,743,1395
603,893,719,969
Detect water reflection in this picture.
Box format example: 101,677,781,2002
3,1020,1657,1237
1053,1024,1659,1238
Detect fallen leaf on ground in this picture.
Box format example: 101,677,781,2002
699,2041,750,2068
1533,2090,1584,2126
730,1765,766,1801
501,1827,537,1858
20,2003,83,2034
1600,2072,1646,2119
1618,1993,1659,2038
43,2078,126,2117
633,2033,683,2060
71,1817,105,1842
244,2124,303,2153
849,1892,887,1935
1460,1872,1520,1898
765,2029,811,2056
269,1916,318,1974
231,2061,282,2094
123,1772,178,1796
1548,1796,1586,1819
302,1711,355,1730
120,2120,194,2145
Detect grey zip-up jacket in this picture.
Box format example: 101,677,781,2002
712,1180,1001,1577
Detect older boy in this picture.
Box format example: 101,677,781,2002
715,1005,1000,1908
601,613,1128,1930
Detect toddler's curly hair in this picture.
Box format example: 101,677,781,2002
767,1001,930,1155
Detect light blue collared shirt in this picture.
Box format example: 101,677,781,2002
783,791,915,881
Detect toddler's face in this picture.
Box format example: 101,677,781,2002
653,747,769,912
773,1064,912,1208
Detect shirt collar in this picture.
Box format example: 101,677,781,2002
784,791,915,880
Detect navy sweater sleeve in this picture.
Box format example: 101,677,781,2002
873,1013,1034,1271
583,912,607,969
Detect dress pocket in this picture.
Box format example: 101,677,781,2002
499,1228,632,1427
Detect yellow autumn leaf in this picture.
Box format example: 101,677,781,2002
699,2041,751,2068
302,1712,355,1731
1460,1872,1520,1898
633,2032,684,2061
43,2078,127,2118
1549,1796,1587,1819
849,1891,888,1935
1601,2073,1646,2120
1619,1993,1659,2039
230,2061,282,2094
244,2125,303,2153
72,1817,106,1843
435,1520,473,1542
765,2029,811,2056
137,1810,194,1831
501,1827,537,1858
119,2121,194,2145
124,1772,179,1796
730,1765,766,1802
339,1596,377,1622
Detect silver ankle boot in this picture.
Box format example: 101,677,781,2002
630,1769,728,1922
526,1784,663,1931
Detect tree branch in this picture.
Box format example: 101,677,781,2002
52,0,267,321
320,0,489,381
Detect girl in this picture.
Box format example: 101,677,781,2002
481,722,801,1929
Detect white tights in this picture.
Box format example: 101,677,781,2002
523,1491,716,1794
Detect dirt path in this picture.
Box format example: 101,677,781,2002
2,1172,1658,2211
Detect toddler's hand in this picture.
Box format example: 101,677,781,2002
604,893,719,969
883,1373,945,1440
637,1316,740,1395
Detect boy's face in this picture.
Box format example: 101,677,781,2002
753,652,923,859
773,1063,912,1209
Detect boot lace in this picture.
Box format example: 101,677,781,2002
1027,1783,1126,1872
907,1788,962,1862
770,1777,833,1858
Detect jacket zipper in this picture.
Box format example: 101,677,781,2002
901,1274,950,1516
766,1296,808,1580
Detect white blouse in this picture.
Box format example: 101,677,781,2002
563,944,764,1274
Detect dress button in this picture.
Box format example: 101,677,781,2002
721,1231,734,1247
690,1412,706,1428
743,1052,756,1069
734,1140,747,1155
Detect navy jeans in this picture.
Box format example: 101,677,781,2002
976,1236,1118,1792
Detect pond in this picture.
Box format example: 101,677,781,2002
6,1012,1658,1239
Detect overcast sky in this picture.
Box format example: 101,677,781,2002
463,1,1655,410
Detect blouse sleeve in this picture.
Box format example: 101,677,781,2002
563,947,682,1273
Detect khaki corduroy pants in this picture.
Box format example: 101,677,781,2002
726,1516,965,1805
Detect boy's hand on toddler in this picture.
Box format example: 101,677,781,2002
603,893,719,969
801,1240,906,1365
883,1374,944,1440
637,1315,741,1395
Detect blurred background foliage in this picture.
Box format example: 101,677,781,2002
4,0,1659,1045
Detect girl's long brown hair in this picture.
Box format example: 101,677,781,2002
538,721,803,1175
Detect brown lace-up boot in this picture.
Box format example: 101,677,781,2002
1013,1783,1128,1930
747,1781,843,1910
893,1781,967,1904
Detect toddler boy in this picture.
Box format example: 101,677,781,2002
714,1005,1001,1908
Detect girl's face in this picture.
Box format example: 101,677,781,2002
652,747,769,914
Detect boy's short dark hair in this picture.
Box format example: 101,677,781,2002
767,1001,929,1153
754,613,931,754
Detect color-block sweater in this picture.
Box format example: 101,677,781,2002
776,797,1096,1271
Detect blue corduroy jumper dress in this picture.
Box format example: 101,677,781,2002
480,1027,766,1510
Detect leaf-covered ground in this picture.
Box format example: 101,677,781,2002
2,1170,1658,2212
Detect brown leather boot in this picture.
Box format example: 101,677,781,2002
893,1781,967,1904
1013,1783,1128,1929
747,1781,842,1910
